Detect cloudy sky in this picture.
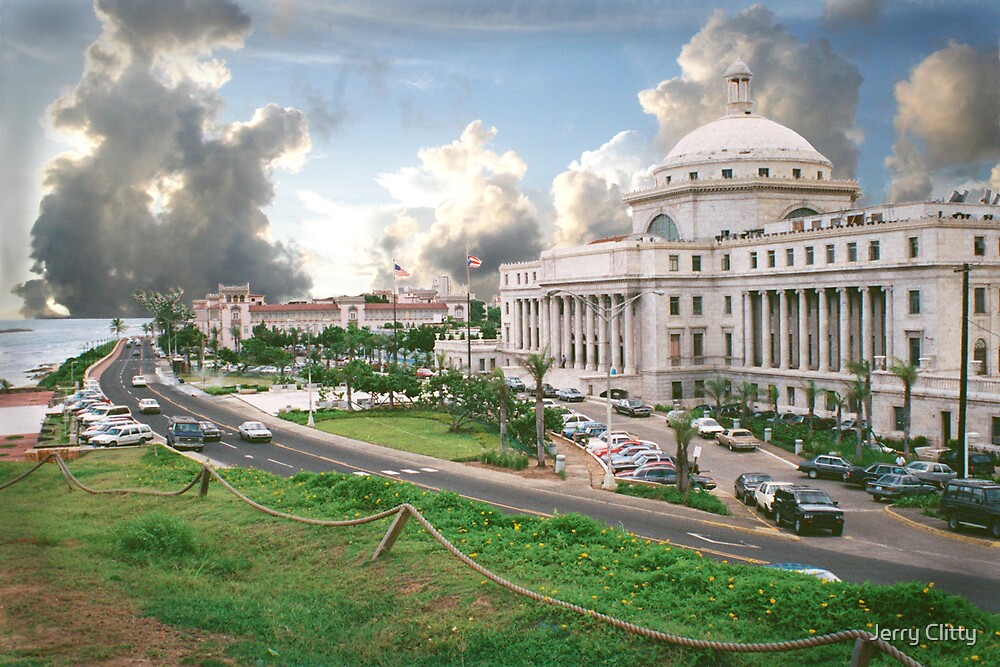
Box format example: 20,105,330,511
2,0,998,318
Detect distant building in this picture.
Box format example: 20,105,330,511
191,283,265,350
498,60,1000,449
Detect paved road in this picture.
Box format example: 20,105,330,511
98,343,1000,613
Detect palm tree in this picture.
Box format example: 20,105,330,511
0,378,12,394
848,377,868,460
230,324,242,354
704,376,730,418
828,390,850,449
890,359,919,458
801,379,821,441
491,369,510,457
847,359,873,457
667,411,697,496
109,317,126,338
735,381,758,425
517,349,556,467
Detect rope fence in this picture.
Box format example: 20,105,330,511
4,453,923,667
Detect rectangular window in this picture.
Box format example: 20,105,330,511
894,406,905,431
787,387,795,406
669,254,679,271
694,379,705,398
848,242,858,262
786,248,795,266
692,255,702,272
909,337,921,367
759,167,769,177
670,333,681,366
669,296,680,316
908,236,919,258
672,381,683,401
805,246,814,265
826,244,835,263
722,168,733,179
909,290,920,314
692,296,703,316
792,168,801,178
974,236,986,256
724,295,733,315
869,240,880,261
750,251,758,269
722,253,731,271
693,332,704,363
504,273,509,285
767,250,776,268
665,175,671,184
689,171,698,181
817,171,824,179
974,287,986,314
724,332,733,363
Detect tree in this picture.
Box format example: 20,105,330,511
339,359,373,412
517,349,556,467
828,390,850,449
0,378,11,394
801,379,822,441
132,288,193,355
704,377,730,418
110,317,126,338
847,359,873,458
217,347,240,370
230,324,242,353
890,359,919,458
422,370,494,432
469,299,486,323
668,411,697,496
735,381,758,424
491,369,510,456
848,378,868,459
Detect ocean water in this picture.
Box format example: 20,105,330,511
0,318,151,387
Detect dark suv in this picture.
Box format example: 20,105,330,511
773,486,845,536
167,416,205,452
938,450,996,478
939,479,1000,538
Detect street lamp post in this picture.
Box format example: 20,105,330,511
307,324,315,427
70,360,77,390
546,288,664,490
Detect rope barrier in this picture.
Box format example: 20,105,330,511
0,453,924,666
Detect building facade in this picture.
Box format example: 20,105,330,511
498,60,1000,449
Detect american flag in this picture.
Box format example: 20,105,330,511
467,255,482,269
393,262,410,278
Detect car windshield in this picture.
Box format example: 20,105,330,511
246,422,265,429
985,488,1000,503
745,474,770,483
798,491,833,505
175,423,201,435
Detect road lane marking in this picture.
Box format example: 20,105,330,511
219,441,237,449
756,447,799,468
400,469,420,474
244,454,254,459
420,467,438,472
687,532,760,549
382,470,401,476
268,458,294,469
353,471,370,476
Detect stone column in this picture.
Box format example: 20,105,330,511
885,287,894,364
597,295,608,371
573,297,584,369
624,294,636,375
528,299,538,351
762,291,773,368
778,290,789,369
818,289,830,372
839,288,851,370
561,297,571,366
861,287,872,367
539,297,550,355
548,297,560,360
584,295,595,370
610,294,622,373
742,291,752,367
798,289,809,369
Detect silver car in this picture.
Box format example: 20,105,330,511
905,461,957,489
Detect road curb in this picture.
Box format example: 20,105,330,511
882,505,998,549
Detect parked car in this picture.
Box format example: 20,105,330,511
80,404,132,425
693,417,725,438
904,461,957,489
939,479,1000,537
80,418,139,443
167,416,205,452
716,428,760,451
529,383,557,398
866,474,938,502
798,454,852,480
938,450,996,477
556,387,585,402
630,466,716,490
137,398,160,414
130,375,147,387
772,486,845,536
571,422,607,444
614,398,652,417
842,463,907,486
778,412,806,424
198,420,222,442
734,472,773,504
90,423,153,447
503,376,525,392
754,481,795,516
239,421,273,442
415,367,437,378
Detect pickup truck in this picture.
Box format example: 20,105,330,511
716,428,759,451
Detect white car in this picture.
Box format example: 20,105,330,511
90,423,153,447
80,418,139,443
754,481,795,516
131,375,147,387
238,421,272,442
137,398,160,414
693,417,725,438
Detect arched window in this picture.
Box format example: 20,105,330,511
646,214,680,241
974,338,988,375
785,207,818,219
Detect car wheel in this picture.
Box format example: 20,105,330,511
794,518,806,536
871,494,880,502
831,526,843,537
775,511,784,526
842,471,850,482
990,521,1000,540
728,444,734,451
807,469,818,479
947,512,961,532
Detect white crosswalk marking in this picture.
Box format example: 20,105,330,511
420,467,438,472
400,469,419,474
382,470,400,476
353,471,370,476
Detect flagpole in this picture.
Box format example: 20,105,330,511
392,260,398,367
466,245,472,374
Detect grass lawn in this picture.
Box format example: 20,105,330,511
314,411,496,460
0,448,995,666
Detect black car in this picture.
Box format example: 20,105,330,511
614,399,653,418
843,463,907,486
631,467,716,490
198,420,222,442
939,479,1000,538
773,486,844,536
938,450,996,477
797,455,852,480
734,472,773,504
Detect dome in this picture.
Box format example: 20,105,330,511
724,58,752,77
659,114,831,168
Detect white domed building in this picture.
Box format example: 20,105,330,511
496,60,1000,450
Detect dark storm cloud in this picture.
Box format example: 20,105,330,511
17,0,312,317
10,279,63,319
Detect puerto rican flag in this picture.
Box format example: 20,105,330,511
467,255,482,269
393,262,410,278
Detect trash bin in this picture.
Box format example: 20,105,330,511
794,439,803,455
555,454,566,474
764,427,772,442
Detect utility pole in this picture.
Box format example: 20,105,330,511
956,263,970,477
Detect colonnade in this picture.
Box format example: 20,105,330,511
508,293,640,375
742,285,892,372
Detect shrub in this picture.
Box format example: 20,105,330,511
615,482,729,516
112,512,200,563
479,450,530,470
893,493,940,509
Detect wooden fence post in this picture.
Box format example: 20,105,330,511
850,637,877,667
198,467,211,498
371,507,411,560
